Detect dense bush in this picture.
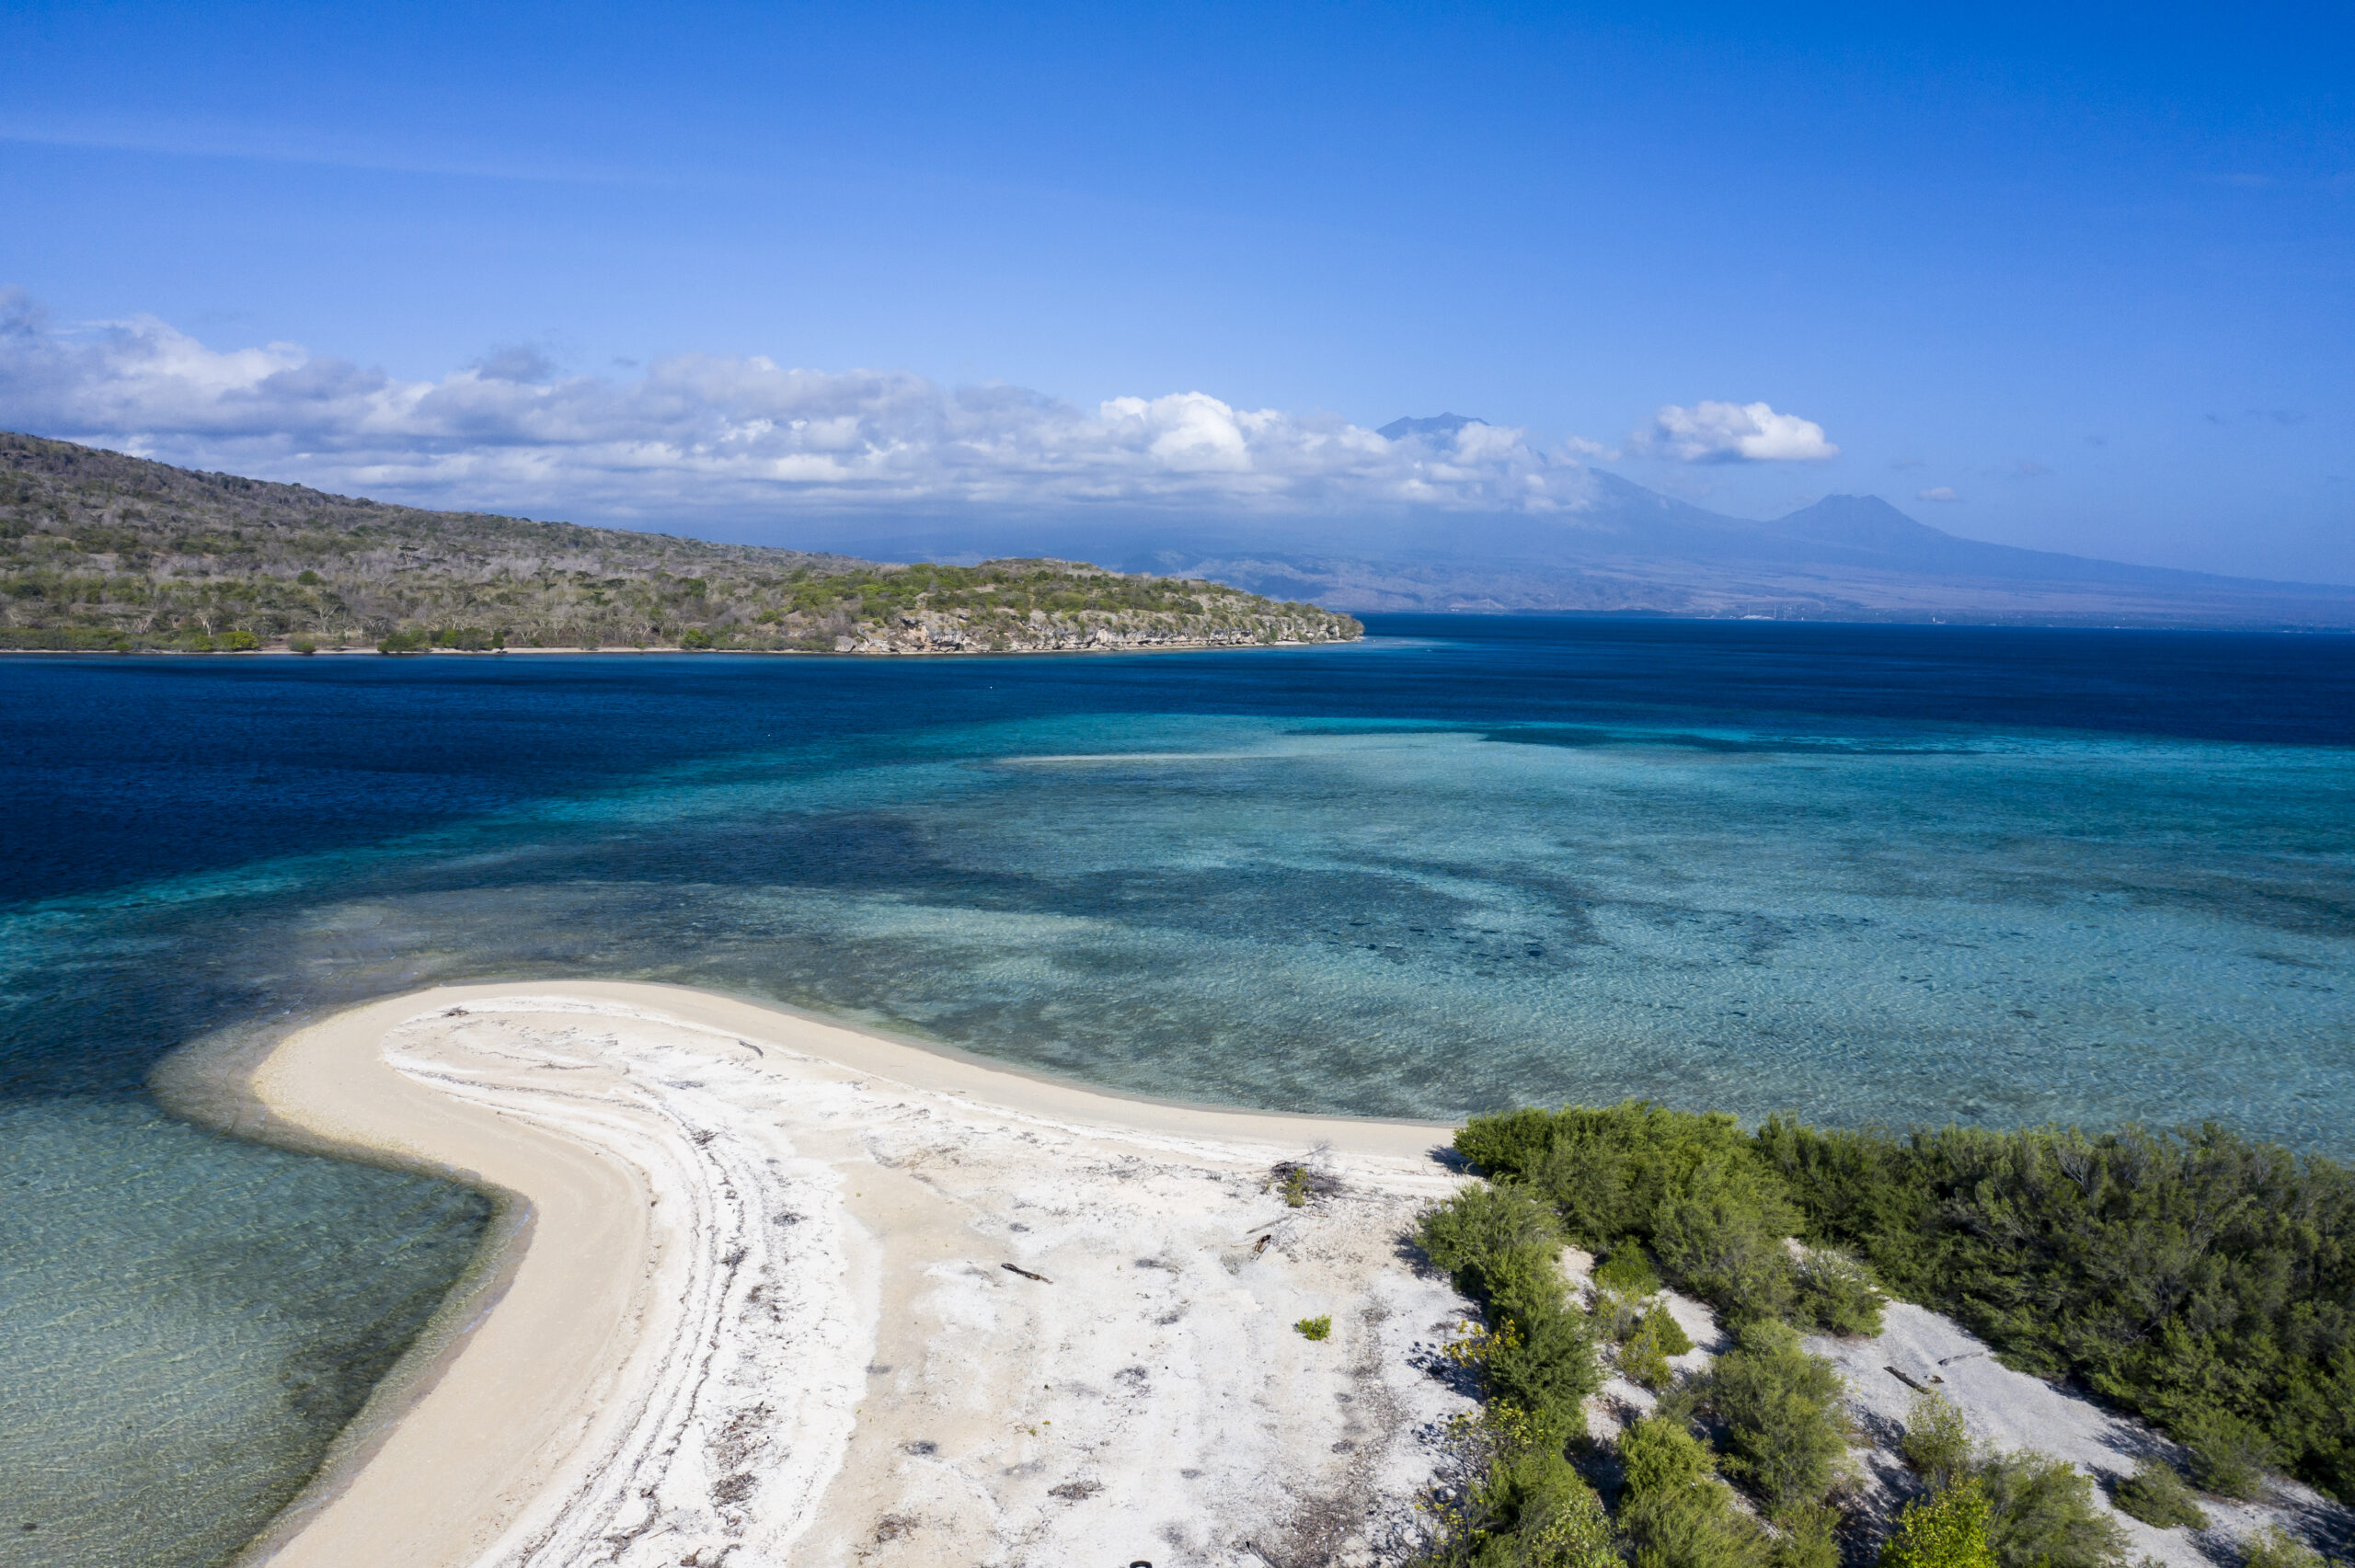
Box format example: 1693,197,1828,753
2242,1528,2328,1568
1755,1117,2355,1502
1428,1434,1617,1568
1974,1451,2127,1568
1616,1415,1770,1568
1900,1390,1975,1492
1595,1249,1662,1297
1422,1184,1565,1278
1694,1321,1850,1512
1456,1104,2355,1504
2109,1459,2207,1530
1458,1104,1884,1336
1790,1248,1886,1337
1458,1104,1803,1326
1415,1185,1612,1566
1880,1479,1997,1568
2178,1409,2280,1501
1621,1304,1696,1390
1417,1186,1598,1432
1766,1502,1843,1568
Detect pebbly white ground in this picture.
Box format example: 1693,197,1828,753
370,996,1477,1568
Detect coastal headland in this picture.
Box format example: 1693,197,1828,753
209,982,1472,1567
0,433,1362,656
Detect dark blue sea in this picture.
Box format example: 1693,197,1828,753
6,617,2353,1565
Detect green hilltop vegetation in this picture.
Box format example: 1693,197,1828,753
0,432,1361,654
1412,1101,2353,1568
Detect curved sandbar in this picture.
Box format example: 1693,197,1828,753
227,981,1476,1567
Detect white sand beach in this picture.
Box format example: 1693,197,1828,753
223,982,1479,1568
204,981,2352,1568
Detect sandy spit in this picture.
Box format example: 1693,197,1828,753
219,981,1480,1568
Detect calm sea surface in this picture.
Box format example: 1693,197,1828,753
5,618,2353,1565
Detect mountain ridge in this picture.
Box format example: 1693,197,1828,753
0,432,1361,653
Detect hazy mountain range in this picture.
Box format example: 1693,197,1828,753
11,422,2354,631
806,418,2355,629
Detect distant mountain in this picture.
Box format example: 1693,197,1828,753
1376,412,1488,441
1100,478,2355,630
13,428,2348,635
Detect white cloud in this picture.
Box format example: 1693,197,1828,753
1639,399,1839,464
0,290,1606,523
1917,486,1960,502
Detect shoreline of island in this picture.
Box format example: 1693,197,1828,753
183,980,1470,1568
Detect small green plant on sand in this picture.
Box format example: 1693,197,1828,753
1295,1315,1332,1340
2111,1459,2207,1530
1283,1166,1312,1207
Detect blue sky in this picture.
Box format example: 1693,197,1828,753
0,1,2348,579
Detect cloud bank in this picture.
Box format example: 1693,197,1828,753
0,291,1609,525
1640,400,1838,463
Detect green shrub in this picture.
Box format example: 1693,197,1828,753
1647,1303,1694,1356
1482,1255,1602,1434
1596,1249,1663,1298
1454,1444,1617,1568
1617,1416,1771,1568
1697,1322,1850,1512
1295,1315,1331,1341
289,636,318,655
221,628,260,651
377,628,430,654
1651,1190,1798,1324
2180,1410,2278,1500
1880,1478,1998,1568
1767,1501,1843,1568
1418,1185,1599,1437
679,627,715,650
1791,1248,1886,1336
2109,1459,2206,1531
1975,1451,2127,1568
2241,1528,2327,1568
1622,1322,1675,1391
1422,1184,1565,1280
1901,1389,1975,1492
1419,1395,1615,1567
1623,1414,1717,1495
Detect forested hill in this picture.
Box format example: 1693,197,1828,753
0,432,1361,654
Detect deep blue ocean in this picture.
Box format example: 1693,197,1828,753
6,617,2353,1566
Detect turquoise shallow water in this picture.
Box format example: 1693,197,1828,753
3,619,2351,1563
